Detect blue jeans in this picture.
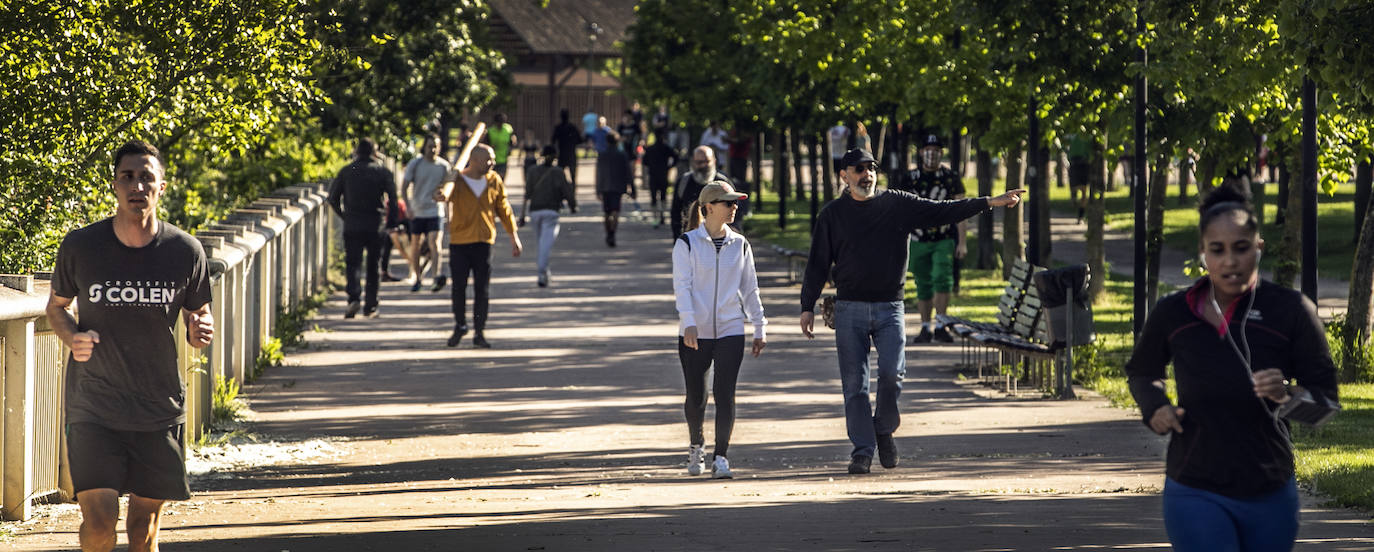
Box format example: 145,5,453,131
833,300,906,458
528,209,560,276
1163,477,1299,552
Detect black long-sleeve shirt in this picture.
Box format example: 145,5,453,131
800,190,989,312
327,158,398,233
1126,278,1339,498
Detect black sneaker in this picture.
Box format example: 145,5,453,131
606,233,616,248
473,332,492,349
344,301,361,319
432,276,447,292
446,325,467,347
877,434,899,469
932,326,954,343
410,280,422,293
847,455,872,475
912,328,933,344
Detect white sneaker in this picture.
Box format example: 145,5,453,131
711,455,733,479
686,445,705,476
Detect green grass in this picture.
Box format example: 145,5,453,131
1293,383,1374,511
743,187,1374,512
1036,177,1362,283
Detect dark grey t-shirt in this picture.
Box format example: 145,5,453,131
52,218,211,431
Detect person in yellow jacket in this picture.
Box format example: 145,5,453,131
434,144,523,348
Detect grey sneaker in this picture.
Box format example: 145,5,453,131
686,445,705,476
847,455,872,474
711,455,733,479
877,434,899,469
344,301,361,319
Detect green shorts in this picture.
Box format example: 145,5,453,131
908,238,955,300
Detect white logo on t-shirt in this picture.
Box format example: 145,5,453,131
87,280,177,306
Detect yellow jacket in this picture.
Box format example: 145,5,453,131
447,171,517,245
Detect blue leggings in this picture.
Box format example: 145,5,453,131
1163,477,1299,552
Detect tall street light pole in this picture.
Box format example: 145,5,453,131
586,22,602,108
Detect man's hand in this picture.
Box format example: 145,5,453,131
988,189,1027,208
511,236,523,257
70,331,100,362
683,326,699,350
751,337,766,357
518,216,527,228
432,190,448,202
955,241,967,260
800,312,815,339
187,310,214,348
1148,404,1186,435
1253,368,1291,403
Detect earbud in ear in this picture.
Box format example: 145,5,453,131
1198,254,1208,270
1255,249,1262,263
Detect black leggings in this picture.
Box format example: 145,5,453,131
678,334,745,458
449,242,492,330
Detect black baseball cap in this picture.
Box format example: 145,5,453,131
839,148,876,169
922,134,944,148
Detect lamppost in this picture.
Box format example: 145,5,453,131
585,22,602,107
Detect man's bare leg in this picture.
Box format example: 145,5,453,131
918,298,934,326
125,494,167,552
933,292,951,317
424,230,444,283
77,488,120,552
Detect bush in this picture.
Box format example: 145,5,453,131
211,375,246,426
255,337,285,380
1326,313,1374,383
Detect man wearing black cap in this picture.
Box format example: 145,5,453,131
800,149,1024,475
893,133,965,344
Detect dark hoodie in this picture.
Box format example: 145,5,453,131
1126,278,1339,498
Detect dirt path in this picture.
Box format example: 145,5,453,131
6,161,1371,550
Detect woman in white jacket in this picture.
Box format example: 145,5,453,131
672,181,767,479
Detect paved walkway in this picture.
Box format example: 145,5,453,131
7,161,1372,550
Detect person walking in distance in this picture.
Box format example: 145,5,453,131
486,113,518,180
552,108,584,185
595,133,634,247
46,140,215,552
699,120,729,171
642,130,679,228
434,144,523,348
519,145,578,287
800,149,1024,475
1126,185,1339,552
892,134,965,344
670,146,730,239
328,137,399,318
402,133,452,293
672,181,767,479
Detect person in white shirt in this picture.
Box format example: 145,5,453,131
671,181,767,479
828,123,851,174
401,133,452,292
699,121,729,171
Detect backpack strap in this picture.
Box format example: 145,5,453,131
677,233,691,252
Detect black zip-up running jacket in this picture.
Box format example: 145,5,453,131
800,190,988,312
1126,278,1339,498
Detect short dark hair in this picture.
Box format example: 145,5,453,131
560,109,569,121
355,138,377,159
1198,184,1258,236
112,140,163,174
495,113,508,124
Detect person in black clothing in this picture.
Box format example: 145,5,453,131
551,108,584,185
617,110,641,161
671,146,730,239
799,149,1023,475
595,133,634,247
642,130,679,228
327,138,399,318
1125,185,1338,552
892,134,966,344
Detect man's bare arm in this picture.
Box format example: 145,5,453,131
46,292,99,362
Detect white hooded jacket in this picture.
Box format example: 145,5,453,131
672,225,767,340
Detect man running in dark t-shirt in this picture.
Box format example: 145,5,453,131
551,108,584,185
47,140,214,552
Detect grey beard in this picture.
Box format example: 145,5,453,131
693,169,713,182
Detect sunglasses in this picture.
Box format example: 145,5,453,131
850,163,877,173
710,199,739,207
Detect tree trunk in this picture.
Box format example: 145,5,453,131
1038,137,1053,262
1276,159,1290,227
1002,146,1025,278
821,132,835,202
791,128,806,202
753,131,765,213
774,130,789,229
1355,158,1371,242
808,134,820,232
1344,185,1374,382
1055,146,1067,188
1086,138,1108,303
1275,159,1302,288
1178,155,1191,206
1145,156,1170,306
1197,156,1218,198
975,143,996,270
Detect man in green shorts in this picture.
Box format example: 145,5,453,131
893,134,965,344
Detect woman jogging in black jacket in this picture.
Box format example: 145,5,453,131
1126,185,1339,552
